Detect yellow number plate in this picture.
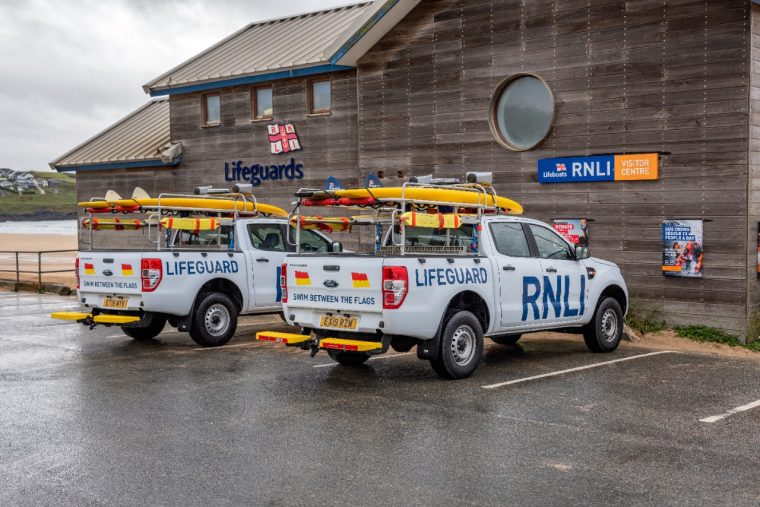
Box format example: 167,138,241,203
103,296,129,309
320,315,358,330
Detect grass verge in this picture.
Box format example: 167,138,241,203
674,325,760,352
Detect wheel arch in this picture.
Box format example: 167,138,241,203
598,284,627,316
442,290,490,333
194,278,244,312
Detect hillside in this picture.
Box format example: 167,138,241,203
0,170,77,220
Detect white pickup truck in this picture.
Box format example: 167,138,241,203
266,213,628,379
64,217,340,347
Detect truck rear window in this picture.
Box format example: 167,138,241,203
388,225,474,248
173,226,233,249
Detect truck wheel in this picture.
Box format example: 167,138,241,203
189,293,238,347
583,297,623,353
490,334,521,346
327,350,370,367
430,310,483,380
122,314,166,341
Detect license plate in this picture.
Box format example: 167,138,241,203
320,315,358,330
103,296,129,309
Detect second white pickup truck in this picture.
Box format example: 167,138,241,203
259,184,628,379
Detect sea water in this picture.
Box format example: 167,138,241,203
0,220,77,235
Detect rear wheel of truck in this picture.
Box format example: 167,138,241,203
327,350,370,367
490,334,521,346
189,293,238,347
583,297,623,353
122,314,166,341
430,310,483,380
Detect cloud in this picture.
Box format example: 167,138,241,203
0,0,357,171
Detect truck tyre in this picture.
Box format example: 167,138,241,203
122,314,166,341
430,310,483,380
327,350,370,367
490,334,521,346
583,297,623,353
189,293,238,347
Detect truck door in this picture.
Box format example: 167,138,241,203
527,224,588,326
489,221,543,329
246,223,288,308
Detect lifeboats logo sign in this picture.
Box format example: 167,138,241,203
538,153,658,183
224,158,304,187
224,123,305,186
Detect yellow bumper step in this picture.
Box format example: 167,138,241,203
93,315,142,325
256,331,311,345
51,312,91,322
319,338,382,353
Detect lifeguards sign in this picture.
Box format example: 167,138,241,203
538,153,658,183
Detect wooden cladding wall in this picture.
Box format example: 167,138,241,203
749,4,760,340
169,70,360,213
357,0,752,335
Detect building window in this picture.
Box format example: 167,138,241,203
252,86,273,120
489,74,554,151
202,93,221,126
309,79,332,114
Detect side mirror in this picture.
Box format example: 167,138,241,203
330,241,343,253
575,246,591,260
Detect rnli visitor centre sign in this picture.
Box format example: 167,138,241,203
538,153,659,184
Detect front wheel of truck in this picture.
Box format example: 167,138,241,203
327,350,370,367
122,314,166,341
583,297,623,353
189,293,238,347
430,310,484,380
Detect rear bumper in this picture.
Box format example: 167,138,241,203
286,307,384,334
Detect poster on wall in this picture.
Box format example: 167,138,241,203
552,219,589,246
662,220,703,278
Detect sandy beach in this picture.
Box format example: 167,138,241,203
0,233,78,287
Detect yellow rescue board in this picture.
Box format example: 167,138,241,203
400,212,462,229
318,187,523,214
159,217,220,231
79,198,288,217
83,218,144,230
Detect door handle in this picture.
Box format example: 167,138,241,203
502,265,516,271
256,258,269,263
545,267,558,273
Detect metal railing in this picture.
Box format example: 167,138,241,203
0,249,77,290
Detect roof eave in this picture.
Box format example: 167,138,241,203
148,63,354,97
52,156,182,173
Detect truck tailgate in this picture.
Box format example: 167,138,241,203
286,256,383,313
78,252,142,295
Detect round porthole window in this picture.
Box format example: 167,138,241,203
489,74,554,151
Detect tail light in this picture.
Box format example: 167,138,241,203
74,257,80,289
280,263,288,303
382,266,408,309
141,258,163,292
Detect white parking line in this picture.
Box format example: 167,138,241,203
482,350,677,389
313,352,413,368
699,399,760,423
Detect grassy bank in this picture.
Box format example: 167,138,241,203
0,172,76,219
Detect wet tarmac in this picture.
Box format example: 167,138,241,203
2,291,760,505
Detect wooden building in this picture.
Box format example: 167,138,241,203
52,0,760,340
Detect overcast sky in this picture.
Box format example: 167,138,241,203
0,0,357,171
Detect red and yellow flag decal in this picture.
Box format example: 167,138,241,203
352,272,370,288
84,263,95,275
294,271,311,286
121,263,134,276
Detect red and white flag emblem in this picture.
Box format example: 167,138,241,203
267,123,302,154
556,163,567,172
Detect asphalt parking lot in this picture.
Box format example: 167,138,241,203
2,291,760,506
